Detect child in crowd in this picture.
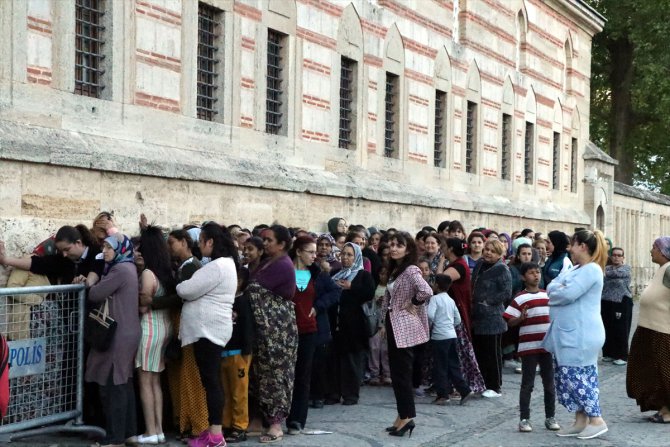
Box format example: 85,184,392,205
219,268,254,443
368,267,391,386
426,275,473,405
503,262,560,433
418,258,433,287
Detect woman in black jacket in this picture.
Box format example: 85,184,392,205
325,243,375,405
471,239,512,397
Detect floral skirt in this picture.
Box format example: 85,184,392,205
455,324,486,393
554,362,601,416
246,282,298,424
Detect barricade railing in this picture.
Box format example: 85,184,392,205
0,284,104,441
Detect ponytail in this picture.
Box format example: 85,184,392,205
571,229,608,272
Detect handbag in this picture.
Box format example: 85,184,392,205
85,300,117,352
362,300,380,337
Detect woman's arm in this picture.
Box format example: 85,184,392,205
314,273,341,314
88,266,123,303
176,262,220,301
139,270,156,307
444,265,462,282
548,264,600,306
408,266,433,305
606,264,631,280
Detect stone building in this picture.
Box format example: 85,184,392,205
0,0,668,289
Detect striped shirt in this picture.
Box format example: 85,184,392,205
503,290,550,356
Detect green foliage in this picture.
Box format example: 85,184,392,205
587,0,670,193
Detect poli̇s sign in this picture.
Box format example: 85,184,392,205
7,338,46,378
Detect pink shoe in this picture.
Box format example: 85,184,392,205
188,431,225,447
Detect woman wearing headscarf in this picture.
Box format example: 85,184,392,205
325,242,375,405
627,237,670,423
315,234,341,274
86,234,141,447
543,230,572,287
327,217,348,237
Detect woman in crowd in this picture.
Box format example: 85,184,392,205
177,223,238,447
542,229,609,439
381,232,433,437
509,244,534,297
533,238,548,267
627,237,670,423
315,234,341,274
442,237,486,394
248,225,297,443
422,232,444,278
368,227,382,252
377,242,391,267
327,242,375,405
287,236,340,434
543,230,572,287
135,226,176,444
86,234,141,447
471,239,512,398
447,221,466,240
499,232,513,261
242,236,264,271
327,217,348,237
464,231,485,273
601,247,633,365
165,229,208,440
0,225,104,286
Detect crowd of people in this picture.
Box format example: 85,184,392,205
0,212,668,446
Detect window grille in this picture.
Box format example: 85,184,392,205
552,131,560,190
266,29,285,134
465,101,477,173
501,113,512,180
75,0,105,98
384,73,399,158
339,57,355,149
524,122,534,185
571,138,578,192
434,90,447,167
197,3,221,121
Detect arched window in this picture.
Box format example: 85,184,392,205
382,24,405,159
596,205,605,232
433,47,452,168
500,76,514,181
552,99,563,190
524,86,537,185
464,62,481,174
336,4,363,150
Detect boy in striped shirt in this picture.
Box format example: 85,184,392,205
504,262,560,433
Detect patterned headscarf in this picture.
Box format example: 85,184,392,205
317,233,338,264
653,237,670,260
499,232,513,258
103,234,134,269
331,242,363,282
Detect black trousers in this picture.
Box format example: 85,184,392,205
519,352,555,420
193,337,225,426
98,372,137,444
288,332,317,428
601,297,633,361
326,347,365,402
386,316,416,419
309,342,330,401
472,333,503,392
431,338,470,398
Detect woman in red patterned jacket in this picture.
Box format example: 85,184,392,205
380,232,433,438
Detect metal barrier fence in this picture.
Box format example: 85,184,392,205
0,284,104,441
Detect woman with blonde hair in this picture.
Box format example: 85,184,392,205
542,229,609,440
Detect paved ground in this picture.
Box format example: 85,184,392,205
5,305,669,447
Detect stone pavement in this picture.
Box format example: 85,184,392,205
5,306,669,447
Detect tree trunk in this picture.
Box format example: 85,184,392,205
608,36,634,184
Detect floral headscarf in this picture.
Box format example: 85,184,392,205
103,234,134,272
331,242,363,282
317,233,338,264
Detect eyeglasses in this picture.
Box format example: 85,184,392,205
611,253,624,257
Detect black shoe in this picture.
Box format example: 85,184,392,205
324,398,340,405
226,430,247,443
389,420,415,438
385,426,397,433
310,399,324,409
342,399,358,405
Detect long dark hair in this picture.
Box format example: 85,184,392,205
269,224,293,252
201,223,240,271
289,235,316,259
548,230,569,257
445,237,467,257
140,225,176,293
168,229,194,249
388,231,418,280
55,224,97,248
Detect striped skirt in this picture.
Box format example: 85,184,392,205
136,308,173,372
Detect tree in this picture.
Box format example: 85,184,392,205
588,0,670,193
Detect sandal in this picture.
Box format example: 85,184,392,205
226,429,248,443
649,412,670,423
259,432,283,444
